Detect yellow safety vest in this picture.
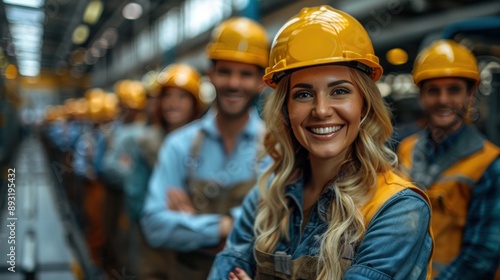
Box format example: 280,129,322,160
398,131,500,278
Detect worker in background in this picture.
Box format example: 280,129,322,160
398,39,500,280
101,80,148,275
73,89,119,269
140,17,270,280
126,63,203,279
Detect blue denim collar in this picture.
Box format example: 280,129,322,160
284,176,335,222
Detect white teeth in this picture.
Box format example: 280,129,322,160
310,126,341,135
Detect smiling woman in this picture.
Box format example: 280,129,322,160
287,66,365,163
209,5,434,280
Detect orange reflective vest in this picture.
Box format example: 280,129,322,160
398,127,500,278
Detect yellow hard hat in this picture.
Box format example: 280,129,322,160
63,98,77,117
87,90,106,123
114,80,129,100
85,87,106,101
46,105,66,121
206,17,269,68
44,105,57,123
263,5,383,88
157,63,202,108
114,80,147,110
102,93,119,120
413,39,480,86
74,98,89,120
126,80,147,109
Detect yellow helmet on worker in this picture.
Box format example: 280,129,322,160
157,63,202,109
262,5,383,89
114,79,147,110
412,39,480,87
206,17,269,69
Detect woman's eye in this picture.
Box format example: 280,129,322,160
293,91,313,99
332,88,349,95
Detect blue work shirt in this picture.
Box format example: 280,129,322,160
141,108,267,252
46,120,66,149
209,176,432,280
103,122,147,189
73,124,112,180
125,126,166,222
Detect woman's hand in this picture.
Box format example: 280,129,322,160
229,267,252,280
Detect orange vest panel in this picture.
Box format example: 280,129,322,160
398,135,500,278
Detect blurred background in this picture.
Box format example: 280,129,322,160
0,0,499,279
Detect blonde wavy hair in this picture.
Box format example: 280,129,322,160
254,67,398,279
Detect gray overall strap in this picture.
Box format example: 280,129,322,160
188,129,205,179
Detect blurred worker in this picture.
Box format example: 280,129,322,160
398,39,500,279
103,80,148,189
41,105,67,162
101,80,148,274
43,105,67,150
126,63,203,279
73,89,119,268
141,17,270,280
59,98,90,227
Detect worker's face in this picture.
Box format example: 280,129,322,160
287,65,365,162
160,87,196,127
419,78,472,133
209,60,264,118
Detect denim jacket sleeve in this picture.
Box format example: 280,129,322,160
344,189,432,280
208,186,260,279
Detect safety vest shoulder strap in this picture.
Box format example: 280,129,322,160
442,139,500,182
359,171,433,280
397,133,419,168
360,171,429,226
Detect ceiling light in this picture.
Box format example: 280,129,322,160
386,48,408,65
122,2,142,20
5,6,44,24
83,0,103,25
72,25,90,45
2,0,43,8
4,4,44,77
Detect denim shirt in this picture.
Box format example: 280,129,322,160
209,176,432,280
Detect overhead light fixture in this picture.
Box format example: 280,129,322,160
4,4,44,77
72,24,90,45
2,0,43,8
122,2,143,20
386,48,408,65
83,0,103,25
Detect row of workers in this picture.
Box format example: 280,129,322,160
41,4,499,280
